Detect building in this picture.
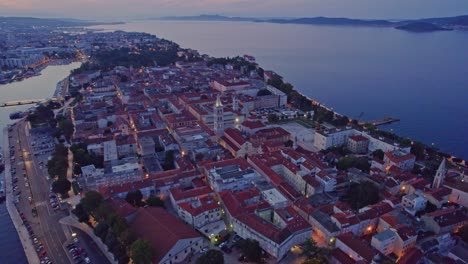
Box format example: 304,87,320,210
130,207,207,264
346,135,369,154
402,194,427,216
334,232,377,263
205,159,260,192
138,136,156,156
393,225,417,258
371,229,396,256
383,150,416,171
219,189,311,261
422,208,468,234
313,127,355,151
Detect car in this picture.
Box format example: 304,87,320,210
72,255,81,260
66,243,75,249
200,247,208,253
84,257,91,264
72,252,80,257
69,248,77,253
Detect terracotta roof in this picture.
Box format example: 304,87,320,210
397,248,423,264
131,207,201,263
336,232,376,262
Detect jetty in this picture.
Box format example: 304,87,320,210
0,99,45,107
361,117,400,126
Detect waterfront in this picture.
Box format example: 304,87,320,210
89,20,468,159
0,62,81,262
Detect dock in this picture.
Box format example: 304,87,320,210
362,117,400,126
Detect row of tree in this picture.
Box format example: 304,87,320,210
48,144,71,197
73,191,153,264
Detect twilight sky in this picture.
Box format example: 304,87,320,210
0,0,467,20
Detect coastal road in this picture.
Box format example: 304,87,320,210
11,121,71,264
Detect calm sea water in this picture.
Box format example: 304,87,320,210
89,20,468,159
0,62,80,262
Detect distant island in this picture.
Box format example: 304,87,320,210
395,22,453,32
157,14,468,32
0,16,123,27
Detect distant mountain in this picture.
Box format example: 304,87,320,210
159,15,255,22
262,17,394,26
416,15,468,26
156,14,468,30
395,22,453,32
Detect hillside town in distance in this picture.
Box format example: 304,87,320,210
2,20,468,264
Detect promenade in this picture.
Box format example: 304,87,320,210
2,127,40,264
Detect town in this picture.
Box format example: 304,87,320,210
2,21,468,264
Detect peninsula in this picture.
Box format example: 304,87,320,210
1,16,468,264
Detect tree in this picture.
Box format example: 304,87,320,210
196,250,224,264
52,178,71,197
341,182,380,210
238,239,262,263
267,114,279,123
81,191,103,214
372,149,384,160
94,222,109,239
72,203,89,223
411,141,425,160
125,190,143,207
58,119,74,141
285,140,294,148
162,150,175,171
130,239,153,264
257,89,272,96
336,156,370,172
301,239,329,262
146,196,165,208
457,225,468,244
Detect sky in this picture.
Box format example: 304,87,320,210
0,0,467,21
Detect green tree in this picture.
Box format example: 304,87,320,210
94,222,109,239
196,249,224,264
238,239,262,263
411,141,426,160
341,182,380,210
146,196,165,208
257,89,272,96
52,178,71,197
130,239,153,264
372,149,385,160
81,191,103,214
456,224,468,244
285,140,294,148
72,203,89,223
125,190,143,207
58,119,74,141
162,150,175,171
267,114,279,123
301,239,329,261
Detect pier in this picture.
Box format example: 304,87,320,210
361,117,400,126
0,99,45,108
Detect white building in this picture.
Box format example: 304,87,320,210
402,194,427,216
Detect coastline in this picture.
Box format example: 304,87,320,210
0,59,77,86
2,126,40,264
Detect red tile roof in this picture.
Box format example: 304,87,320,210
337,232,376,262
131,207,201,263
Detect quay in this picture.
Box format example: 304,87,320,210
360,117,400,126
0,99,45,107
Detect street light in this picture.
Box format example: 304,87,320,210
71,232,77,237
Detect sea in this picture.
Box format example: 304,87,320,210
88,20,468,159
0,62,81,262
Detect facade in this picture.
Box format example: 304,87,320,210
383,150,416,171
371,229,396,256
402,194,427,215
346,135,369,154
313,128,355,151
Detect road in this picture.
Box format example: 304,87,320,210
10,120,71,264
